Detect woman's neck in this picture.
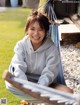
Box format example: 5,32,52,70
30,37,46,51
31,42,42,51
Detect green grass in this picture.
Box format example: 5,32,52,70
0,0,46,105
0,7,32,105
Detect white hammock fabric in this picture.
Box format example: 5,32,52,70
13,77,80,105
3,71,80,105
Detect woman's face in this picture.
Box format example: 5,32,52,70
27,21,46,49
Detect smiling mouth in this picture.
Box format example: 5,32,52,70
32,36,40,40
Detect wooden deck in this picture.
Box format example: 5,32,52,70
58,24,80,40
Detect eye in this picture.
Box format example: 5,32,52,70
38,29,43,31
38,28,44,31
30,27,35,30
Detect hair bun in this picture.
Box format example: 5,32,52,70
32,11,38,16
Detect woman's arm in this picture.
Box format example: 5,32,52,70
9,41,28,80
38,46,60,86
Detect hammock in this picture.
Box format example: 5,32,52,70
3,24,80,105
44,0,57,22
49,24,66,85
3,1,79,104
44,0,66,85
3,70,80,105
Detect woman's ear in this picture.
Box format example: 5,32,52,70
26,32,28,35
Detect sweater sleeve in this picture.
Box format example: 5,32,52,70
38,46,60,86
9,41,28,80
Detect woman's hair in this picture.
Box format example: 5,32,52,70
25,11,50,33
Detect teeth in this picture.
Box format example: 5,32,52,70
34,38,39,40
33,37,39,40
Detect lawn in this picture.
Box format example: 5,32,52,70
0,7,32,105
0,0,46,105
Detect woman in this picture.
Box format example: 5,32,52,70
5,11,73,105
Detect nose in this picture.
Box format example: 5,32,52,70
35,30,39,35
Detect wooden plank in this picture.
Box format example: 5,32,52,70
2,71,80,105
2,71,62,105
58,24,80,41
